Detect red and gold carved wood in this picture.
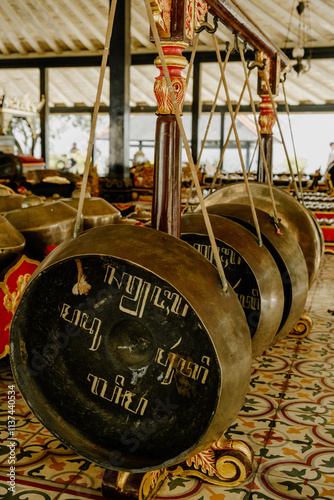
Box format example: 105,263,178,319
150,0,208,236
257,52,281,182
0,255,40,358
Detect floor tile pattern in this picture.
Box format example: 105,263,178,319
0,254,333,499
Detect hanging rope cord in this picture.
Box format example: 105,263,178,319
144,0,229,291
238,44,280,224
183,43,233,212
212,33,263,246
73,0,118,238
281,79,305,203
209,74,250,195
260,69,301,201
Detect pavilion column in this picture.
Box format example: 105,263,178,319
191,60,202,165
108,0,131,178
257,52,280,183
40,67,49,166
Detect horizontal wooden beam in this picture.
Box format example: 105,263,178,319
0,47,332,69
49,102,334,115
206,0,290,68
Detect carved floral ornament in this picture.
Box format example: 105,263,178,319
153,43,189,114
149,0,208,40
256,52,281,135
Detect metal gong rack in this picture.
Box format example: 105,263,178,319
10,1,323,499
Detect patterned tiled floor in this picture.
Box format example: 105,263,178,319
0,254,333,500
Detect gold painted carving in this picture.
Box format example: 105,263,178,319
149,0,171,38
186,0,194,39
2,274,31,321
154,77,185,114
258,95,276,135
289,314,313,338
195,0,209,29
139,469,169,500
154,44,189,114
168,438,254,487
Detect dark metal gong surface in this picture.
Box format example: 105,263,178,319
181,213,284,358
203,182,322,286
11,225,252,472
203,204,309,344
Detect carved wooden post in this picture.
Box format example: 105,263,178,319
257,52,280,183
150,0,208,237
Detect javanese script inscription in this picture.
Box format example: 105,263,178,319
235,289,260,311
192,242,241,267
60,303,102,351
104,265,189,318
88,373,148,416
155,348,210,385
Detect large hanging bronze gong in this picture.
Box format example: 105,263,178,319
203,182,322,286
202,204,309,345
181,213,284,358
11,224,252,472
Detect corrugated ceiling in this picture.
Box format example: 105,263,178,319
0,0,333,109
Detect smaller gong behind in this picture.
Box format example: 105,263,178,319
203,204,309,345
181,213,284,358
5,196,77,260
203,183,322,286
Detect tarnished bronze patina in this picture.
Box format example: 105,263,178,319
11,224,251,472
203,204,309,345
203,183,322,286
62,190,121,229
0,186,24,214
181,213,284,358
0,215,25,269
5,195,77,260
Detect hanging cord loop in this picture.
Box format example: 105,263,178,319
212,33,263,246
73,0,118,238
239,43,281,230
260,69,301,202
144,0,229,291
281,78,305,204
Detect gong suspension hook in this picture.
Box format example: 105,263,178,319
247,58,267,72
195,15,219,34
280,71,287,84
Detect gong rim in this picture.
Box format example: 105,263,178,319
11,224,252,472
0,215,26,268
203,182,322,286
181,213,285,358
62,197,121,228
5,200,77,260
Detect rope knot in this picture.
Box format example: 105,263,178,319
271,215,282,236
